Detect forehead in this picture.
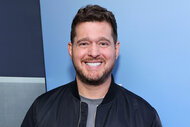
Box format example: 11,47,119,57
74,21,113,42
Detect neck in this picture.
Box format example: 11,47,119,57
76,75,111,99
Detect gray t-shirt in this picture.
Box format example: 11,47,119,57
80,95,103,127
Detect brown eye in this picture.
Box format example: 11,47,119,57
79,42,89,47
99,42,109,47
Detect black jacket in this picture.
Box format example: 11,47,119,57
21,78,162,127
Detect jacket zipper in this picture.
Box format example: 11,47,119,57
77,101,82,127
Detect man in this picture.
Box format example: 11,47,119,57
21,5,162,127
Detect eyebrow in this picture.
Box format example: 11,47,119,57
76,37,112,44
76,38,90,44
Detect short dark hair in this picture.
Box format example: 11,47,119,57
70,5,117,44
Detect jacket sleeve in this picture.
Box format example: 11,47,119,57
21,99,38,127
151,109,162,127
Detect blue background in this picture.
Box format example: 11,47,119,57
40,0,190,126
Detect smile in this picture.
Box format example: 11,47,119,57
86,62,101,67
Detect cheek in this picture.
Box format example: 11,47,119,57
72,49,87,61
102,48,116,60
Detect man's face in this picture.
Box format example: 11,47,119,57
68,21,120,85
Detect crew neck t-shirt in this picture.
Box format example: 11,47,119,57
80,95,103,127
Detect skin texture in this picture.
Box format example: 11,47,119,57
68,21,120,99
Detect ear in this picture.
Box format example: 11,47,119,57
68,42,73,58
115,41,120,59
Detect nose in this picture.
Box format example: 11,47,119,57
88,43,100,58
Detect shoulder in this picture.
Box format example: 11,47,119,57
115,84,162,126
33,81,74,108
115,84,158,115
21,81,77,126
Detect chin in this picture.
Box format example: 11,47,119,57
77,71,111,86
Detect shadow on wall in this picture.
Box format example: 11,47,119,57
68,62,76,79
113,56,120,77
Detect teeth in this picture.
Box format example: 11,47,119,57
86,63,101,67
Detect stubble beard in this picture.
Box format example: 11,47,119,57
72,58,115,86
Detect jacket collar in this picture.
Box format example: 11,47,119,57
70,75,118,104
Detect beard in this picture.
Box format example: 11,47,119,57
72,58,115,86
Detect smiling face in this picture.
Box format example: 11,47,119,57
68,21,120,85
